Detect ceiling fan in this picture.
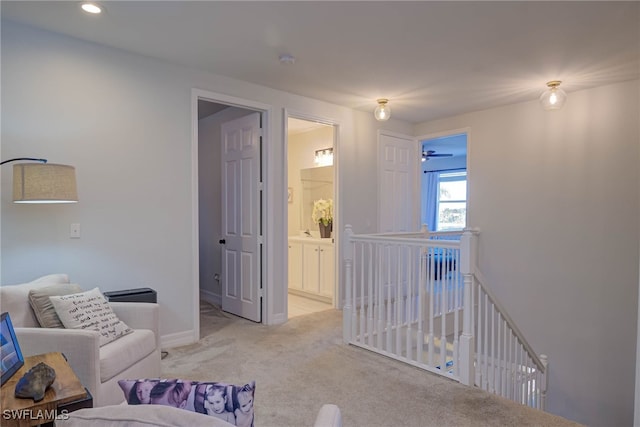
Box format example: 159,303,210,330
422,150,453,161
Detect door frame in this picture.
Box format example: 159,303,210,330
191,88,271,340
415,126,471,231
284,109,341,309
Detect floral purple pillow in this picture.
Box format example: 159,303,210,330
118,379,255,427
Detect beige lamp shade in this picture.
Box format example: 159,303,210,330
12,163,78,203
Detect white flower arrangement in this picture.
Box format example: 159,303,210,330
312,198,333,226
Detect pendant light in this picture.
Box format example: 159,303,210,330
374,99,391,121
539,81,567,111
1,158,78,203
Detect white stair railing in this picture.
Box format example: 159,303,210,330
343,225,548,410
471,269,548,409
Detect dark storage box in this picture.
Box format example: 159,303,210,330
103,288,157,303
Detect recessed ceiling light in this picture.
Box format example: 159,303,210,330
80,2,102,14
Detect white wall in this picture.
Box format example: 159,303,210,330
0,22,412,340
415,80,640,426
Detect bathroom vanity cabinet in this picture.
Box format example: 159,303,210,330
288,237,334,302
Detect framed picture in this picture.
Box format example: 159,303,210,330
288,187,293,203
1,312,24,386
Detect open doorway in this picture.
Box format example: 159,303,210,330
420,132,468,232
196,95,266,335
286,116,337,319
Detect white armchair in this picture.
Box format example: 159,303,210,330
0,274,161,407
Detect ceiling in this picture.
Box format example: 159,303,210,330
2,1,638,124
288,117,330,136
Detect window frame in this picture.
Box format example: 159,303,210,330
436,170,467,231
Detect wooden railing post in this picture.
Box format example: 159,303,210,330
459,228,478,386
540,354,548,410
343,224,354,344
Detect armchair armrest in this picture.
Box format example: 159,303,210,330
109,302,160,349
15,327,101,400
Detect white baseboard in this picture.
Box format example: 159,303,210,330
200,288,221,306
161,330,197,349
161,290,221,349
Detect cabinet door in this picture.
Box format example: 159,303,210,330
288,241,303,290
318,244,335,298
302,244,321,294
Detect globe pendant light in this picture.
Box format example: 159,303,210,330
374,99,391,121
539,81,567,111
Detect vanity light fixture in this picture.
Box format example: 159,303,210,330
80,2,102,14
539,80,567,111
374,99,391,121
314,148,334,167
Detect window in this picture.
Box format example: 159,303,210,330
437,171,466,231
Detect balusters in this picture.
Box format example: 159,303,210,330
452,247,460,376
507,330,513,400
416,246,423,364
343,229,557,411
427,246,435,366
439,247,447,372
405,246,413,362
501,316,507,397
359,243,366,345
375,245,383,350
343,228,353,344
475,282,483,387
396,245,403,356
386,244,393,352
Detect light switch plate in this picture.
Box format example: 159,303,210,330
70,223,81,239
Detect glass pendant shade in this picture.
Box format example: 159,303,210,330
374,99,391,121
539,81,567,111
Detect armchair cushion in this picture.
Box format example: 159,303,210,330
0,274,70,327
100,330,156,382
49,288,133,346
28,283,83,328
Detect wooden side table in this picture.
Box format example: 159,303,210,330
0,352,92,427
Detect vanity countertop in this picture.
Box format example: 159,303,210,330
288,235,334,244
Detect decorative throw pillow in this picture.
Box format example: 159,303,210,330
49,287,133,346
118,379,255,427
28,283,83,328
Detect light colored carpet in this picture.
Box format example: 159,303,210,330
162,303,582,427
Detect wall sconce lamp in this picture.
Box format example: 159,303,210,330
539,80,567,111
374,99,391,121
1,158,78,203
314,148,334,167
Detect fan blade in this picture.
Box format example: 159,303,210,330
423,150,453,158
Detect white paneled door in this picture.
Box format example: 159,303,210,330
378,132,419,232
221,112,262,322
